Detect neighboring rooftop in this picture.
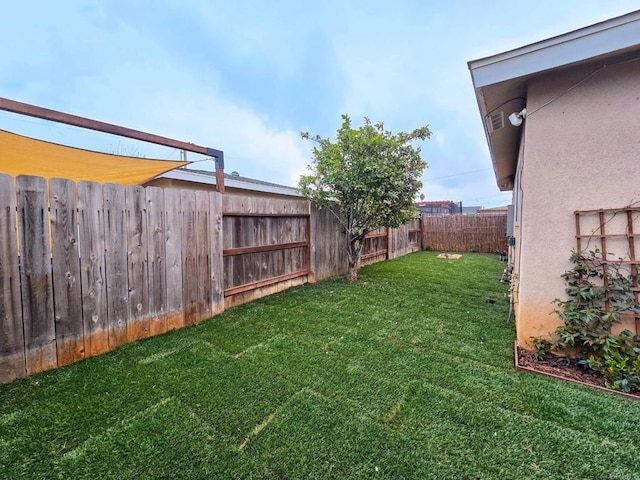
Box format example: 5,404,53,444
158,167,304,197
477,206,509,215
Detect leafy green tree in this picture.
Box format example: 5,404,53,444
300,114,430,281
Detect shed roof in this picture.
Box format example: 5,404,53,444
468,10,640,191
159,168,304,197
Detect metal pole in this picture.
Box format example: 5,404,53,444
0,96,225,192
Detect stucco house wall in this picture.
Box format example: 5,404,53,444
469,10,640,350
514,57,640,347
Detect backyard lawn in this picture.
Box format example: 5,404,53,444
2,252,640,479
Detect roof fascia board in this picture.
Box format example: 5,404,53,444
469,11,640,88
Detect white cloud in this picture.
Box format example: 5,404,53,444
433,131,445,146
0,2,311,188
1,0,638,203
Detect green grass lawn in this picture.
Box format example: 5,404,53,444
2,252,640,479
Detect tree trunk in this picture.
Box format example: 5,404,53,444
346,262,358,282
345,231,366,282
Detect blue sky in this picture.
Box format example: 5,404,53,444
1,1,637,207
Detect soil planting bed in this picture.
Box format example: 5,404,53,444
515,344,640,400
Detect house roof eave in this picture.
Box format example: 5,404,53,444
468,10,640,88
468,10,640,191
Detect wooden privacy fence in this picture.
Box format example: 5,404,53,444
390,217,421,259
0,174,421,383
360,217,422,266
361,228,389,265
222,194,312,307
0,174,224,383
421,214,507,253
309,204,348,282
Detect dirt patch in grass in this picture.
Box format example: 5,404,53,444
437,253,462,259
516,346,640,400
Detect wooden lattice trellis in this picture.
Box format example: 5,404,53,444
575,207,640,333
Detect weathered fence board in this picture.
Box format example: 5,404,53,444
49,178,83,366
0,174,25,383
164,188,184,330
210,192,224,316
104,183,128,348
146,186,167,336
125,185,150,341
181,190,198,326
17,175,56,374
421,214,508,253
195,190,212,324
78,181,108,357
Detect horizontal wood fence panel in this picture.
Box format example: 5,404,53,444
222,205,310,305
361,228,388,266
224,241,308,256
224,269,308,297
361,250,387,261
421,214,507,253
222,195,310,307
222,216,308,250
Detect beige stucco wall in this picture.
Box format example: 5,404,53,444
514,58,640,348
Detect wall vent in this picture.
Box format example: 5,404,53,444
488,112,504,132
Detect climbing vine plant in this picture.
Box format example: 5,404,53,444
534,249,640,392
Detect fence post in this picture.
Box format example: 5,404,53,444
386,227,391,259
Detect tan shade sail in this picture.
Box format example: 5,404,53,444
0,129,189,185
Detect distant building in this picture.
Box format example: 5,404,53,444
416,201,481,215
416,200,460,215
477,206,508,216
